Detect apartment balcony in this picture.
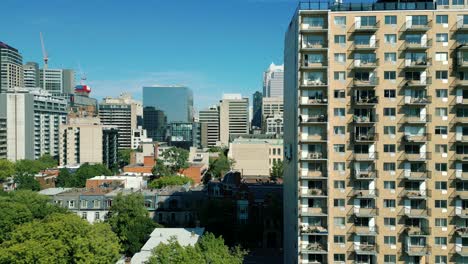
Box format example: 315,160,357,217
399,170,431,181
399,189,431,199
402,40,432,50
300,23,328,32
352,78,379,87
455,227,468,237
456,20,468,31
302,188,327,198
300,207,328,217
452,116,468,124
353,132,378,142
353,244,378,255
349,189,378,198
456,245,468,257
350,152,378,161
350,21,380,32
400,96,431,105
300,225,328,236
299,134,327,143
349,225,378,236
349,41,379,51
404,77,432,87
349,59,379,69
453,79,468,87
353,169,378,180
402,21,432,32
301,61,328,70
405,226,431,236
402,133,431,142
302,42,328,51
406,244,431,256
302,242,328,254
456,189,468,199
456,170,468,180
400,208,431,218
455,208,468,219
302,170,327,180
451,96,468,106
458,60,468,69
399,115,431,124
352,207,379,217
300,97,328,106
452,153,468,161
351,96,378,106
303,152,327,161
400,58,431,69
302,79,328,88
351,115,378,124
300,115,328,124
399,152,431,162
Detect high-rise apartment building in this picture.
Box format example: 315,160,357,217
23,62,40,88
143,106,167,142
0,42,23,93
199,106,220,148
263,63,284,98
99,94,139,149
142,85,194,123
284,1,468,264
252,91,263,129
0,88,67,161
39,68,75,96
219,94,249,146
59,117,119,168
0,116,6,159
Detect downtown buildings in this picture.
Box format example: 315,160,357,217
284,1,468,264
219,94,249,146
142,85,193,123
199,106,220,148
0,42,23,93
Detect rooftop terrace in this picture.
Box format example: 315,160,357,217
298,0,436,12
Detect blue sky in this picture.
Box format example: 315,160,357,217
1,0,297,110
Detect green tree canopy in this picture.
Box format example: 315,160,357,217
148,175,193,189
151,159,173,177
160,148,189,174
106,193,157,256
14,174,40,191
118,148,133,168
147,232,246,264
270,160,284,181
208,153,234,179
0,213,121,264
0,160,15,181
56,163,112,188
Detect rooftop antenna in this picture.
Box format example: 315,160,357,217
40,32,48,90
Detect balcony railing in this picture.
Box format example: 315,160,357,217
300,225,328,235
351,96,378,106
399,170,431,181
302,61,328,69
404,77,432,87
402,133,431,142
349,188,378,198
349,41,379,50
300,207,328,216
352,207,379,217
353,170,378,180
302,42,328,50
453,79,468,87
352,114,378,123
455,208,468,218
303,170,327,179
402,20,432,31
300,97,328,106
451,96,468,105
399,152,431,161
352,78,379,87
301,23,328,31
402,40,432,50
302,79,328,87
400,96,432,105
399,189,431,199
452,116,468,123
406,226,431,236
353,132,378,142
350,152,378,161
456,171,468,180
300,134,327,142
350,59,379,69
456,227,468,237
400,208,431,218
456,245,468,257
304,188,327,197
350,225,378,236
350,21,380,32
305,152,327,160
456,20,468,31
400,58,431,69
300,115,328,124
406,244,431,256
452,153,468,161
399,115,431,124
303,242,327,254
353,244,379,255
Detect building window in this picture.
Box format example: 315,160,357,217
435,237,447,246
334,71,346,81
334,108,345,117
334,16,346,25
436,33,448,42
334,35,346,44
436,15,448,24
384,89,396,98
384,34,397,44
384,144,396,153
384,126,396,135
80,200,88,208
435,126,448,135
436,163,448,172
384,236,396,245
385,16,397,25
435,200,447,209
334,180,345,189
435,181,448,190
81,212,87,219
334,162,345,171
384,199,396,208
435,218,448,227
334,199,345,207
436,70,448,80
384,255,396,264
93,200,100,209
95,212,100,220
435,107,448,117
384,53,396,63
334,254,345,262
435,52,448,62
334,236,345,244
437,0,449,4
68,200,75,208
334,53,346,63
145,200,152,208
334,217,345,226
453,0,464,5
334,126,345,135
333,144,345,153
436,89,448,98
384,71,396,80
334,90,345,98
435,144,448,154
384,181,396,190
384,108,396,117
384,217,396,227
384,162,396,171
435,256,447,264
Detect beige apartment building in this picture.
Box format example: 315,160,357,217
284,1,468,264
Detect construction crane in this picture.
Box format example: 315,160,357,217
40,32,48,70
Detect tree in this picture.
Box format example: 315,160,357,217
160,148,189,174
118,148,133,168
37,154,58,168
56,163,112,188
0,213,121,264
208,154,234,179
148,175,193,189
14,174,40,191
147,232,246,264
106,193,157,256
270,160,284,181
0,160,15,182
151,159,172,177
55,168,76,188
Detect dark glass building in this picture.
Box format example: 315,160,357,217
143,106,167,142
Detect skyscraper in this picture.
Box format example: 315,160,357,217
23,62,40,88
263,63,284,98
219,94,249,146
0,88,67,161
0,42,23,93
39,68,75,96
199,106,220,148
284,1,468,264
143,106,167,142
252,91,263,129
142,85,193,123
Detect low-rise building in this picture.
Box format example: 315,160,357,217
131,126,151,150
85,175,145,190
34,169,59,189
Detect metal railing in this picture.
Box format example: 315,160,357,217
402,39,432,50
402,20,432,31
351,114,379,123
299,115,328,123
348,188,379,198
351,96,378,105
352,77,379,87
405,226,431,236
399,152,432,161
399,189,431,199
402,133,431,142
300,224,328,235
349,59,379,69
350,21,380,32
400,96,432,105
303,170,327,179
399,207,431,218
353,132,378,142
399,114,431,124
349,40,380,50
399,170,431,180
352,206,379,217
353,169,378,179
406,244,431,256
348,225,379,235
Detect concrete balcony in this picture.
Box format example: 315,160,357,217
353,244,378,255
352,78,379,87
299,134,327,143
402,133,431,142
456,245,468,257
455,208,468,218
300,97,328,106
349,41,379,51
350,152,378,161
404,77,432,87
302,170,327,180
402,21,432,32
301,61,328,70
456,20,468,31
399,189,431,199
406,244,431,256
300,225,328,235
452,116,468,124
300,115,328,124
405,226,431,236
400,170,431,181
300,23,328,32
352,207,379,217
349,189,378,198
350,21,380,32
401,96,431,105
400,208,431,218
351,114,378,124
350,225,378,236
455,227,468,237
458,60,468,68
399,152,431,162
302,242,328,254
400,59,431,70
353,170,378,180
303,152,327,161
349,59,379,69
402,40,432,50
302,79,328,87
456,170,468,180
453,153,468,161
302,42,328,51
300,207,328,217
302,188,327,198
453,79,468,87
351,96,378,106
399,115,431,124
353,133,378,142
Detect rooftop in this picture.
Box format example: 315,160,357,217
298,0,436,12
0,41,19,52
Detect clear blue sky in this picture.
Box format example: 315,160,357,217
1,0,297,110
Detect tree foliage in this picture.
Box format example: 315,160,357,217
208,153,234,179
270,160,284,180
118,148,133,168
148,175,193,189
14,155,57,176
0,160,15,182
14,174,40,191
160,148,189,174
106,193,157,256
56,163,112,188
151,159,173,177
147,232,246,264
0,213,121,264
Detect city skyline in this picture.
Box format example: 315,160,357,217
1,0,296,109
